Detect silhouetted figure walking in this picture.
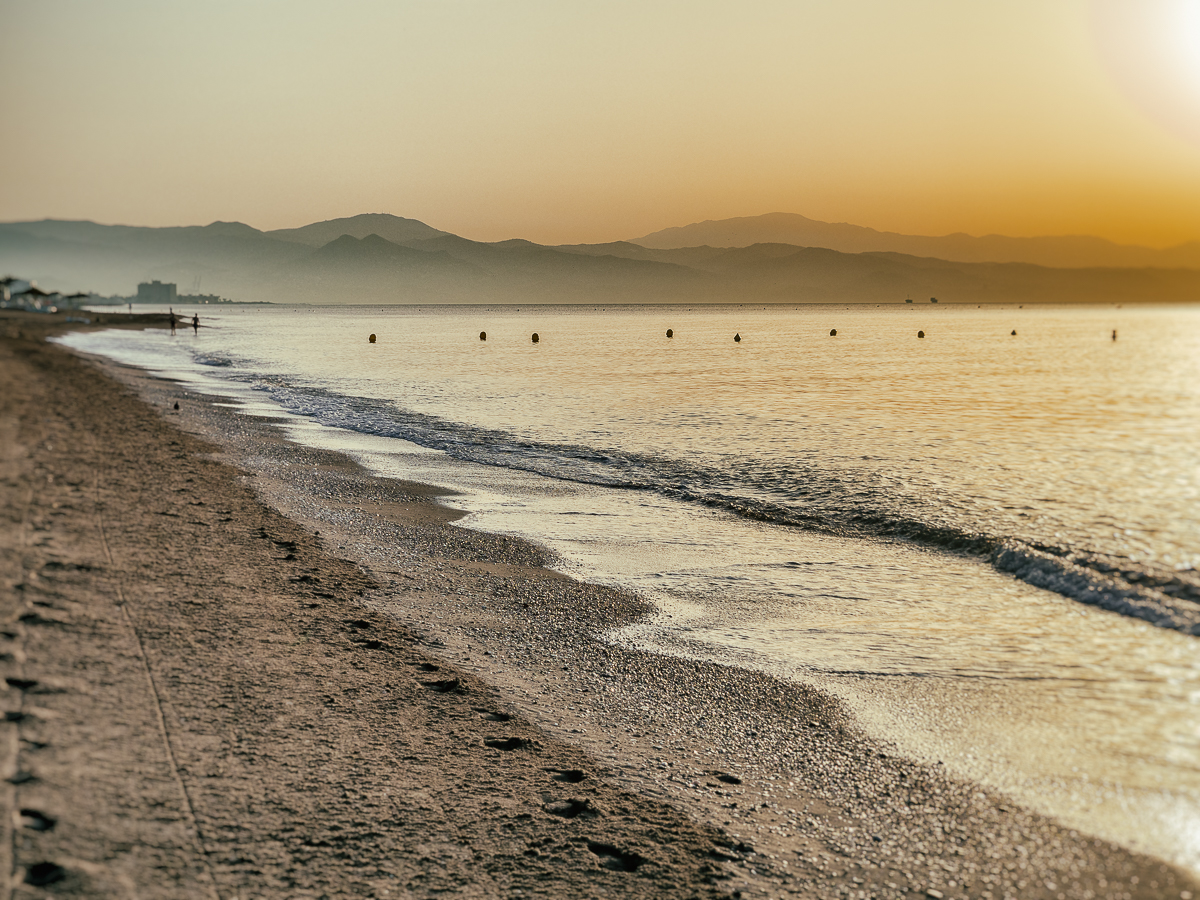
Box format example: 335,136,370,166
1112,329,1117,341
169,307,177,335
192,314,199,334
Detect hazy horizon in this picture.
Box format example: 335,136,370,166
6,208,1200,253
3,1,1200,249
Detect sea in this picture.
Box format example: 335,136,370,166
61,301,1200,872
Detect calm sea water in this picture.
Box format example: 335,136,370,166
63,302,1200,870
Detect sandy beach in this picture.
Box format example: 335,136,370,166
1,309,1194,900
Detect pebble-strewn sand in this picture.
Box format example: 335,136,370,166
1,308,1194,900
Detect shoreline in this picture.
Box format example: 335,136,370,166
2,309,1193,899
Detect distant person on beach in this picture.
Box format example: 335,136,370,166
169,308,177,335
192,314,199,334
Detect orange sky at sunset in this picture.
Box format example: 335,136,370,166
3,0,1200,248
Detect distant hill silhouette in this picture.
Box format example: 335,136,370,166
306,233,454,265
2,214,1199,304
631,212,1200,270
0,219,305,296
267,213,448,247
270,233,484,303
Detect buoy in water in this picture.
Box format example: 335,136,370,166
369,333,376,343
479,331,487,341
666,328,673,338
734,332,741,342
829,328,837,336
532,332,539,343
917,330,925,338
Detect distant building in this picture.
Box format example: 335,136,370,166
2,276,32,300
137,280,177,304
2,281,61,312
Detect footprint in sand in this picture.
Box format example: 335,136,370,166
19,809,56,832
19,612,66,627
548,768,586,783
543,798,596,819
586,841,645,872
483,737,531,751
422,677,463,693
24,863,66,886
473,707,512,722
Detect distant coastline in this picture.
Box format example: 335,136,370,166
3,212,1200,306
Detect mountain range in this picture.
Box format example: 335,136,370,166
2,212,1199,305
632,212,1200,270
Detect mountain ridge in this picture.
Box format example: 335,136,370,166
630,212,1200,270
3,213,1199,304
267,213,449,247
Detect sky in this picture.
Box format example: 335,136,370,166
3,0,1200,247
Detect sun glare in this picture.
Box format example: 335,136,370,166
1092,0,1200,145
1175,0,1200,96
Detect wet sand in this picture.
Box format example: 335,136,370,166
1,309,1195,899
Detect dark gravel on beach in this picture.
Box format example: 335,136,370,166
2,310,1195,900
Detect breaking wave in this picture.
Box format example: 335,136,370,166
243,376,1200,636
